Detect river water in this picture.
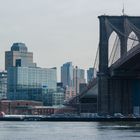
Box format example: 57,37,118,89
0,121,140,140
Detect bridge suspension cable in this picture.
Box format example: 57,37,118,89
106,18,140,66
130,35,138,49
93,45,99,72
94,18,140,71
108,35,120,66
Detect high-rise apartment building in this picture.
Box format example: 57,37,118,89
5,43,36,70
61,62,73,87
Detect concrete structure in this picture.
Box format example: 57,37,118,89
61,62,73,87
5,43,36,70
98,15,140,115
67,16,140,115
0,71,7,99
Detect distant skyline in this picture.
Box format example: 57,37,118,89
0,0,139,80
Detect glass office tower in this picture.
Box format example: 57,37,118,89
61,62,73,87
7,67,57,101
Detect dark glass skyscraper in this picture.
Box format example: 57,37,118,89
61,62,73,87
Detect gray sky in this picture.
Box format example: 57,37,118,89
0,0,139,80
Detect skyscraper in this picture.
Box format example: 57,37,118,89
5,43,36,70
6,43,57,102
73,66,86,93
61,62,86,98
61,62,73,87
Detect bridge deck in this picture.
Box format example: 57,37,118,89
110,43,140,75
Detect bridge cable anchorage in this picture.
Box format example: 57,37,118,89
106,18,139,41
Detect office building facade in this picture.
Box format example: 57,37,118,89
7,67,57,101
5,43,36,70
6,42,58,103
43,89,64,106
0,71,7,99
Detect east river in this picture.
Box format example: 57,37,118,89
0,121,140,140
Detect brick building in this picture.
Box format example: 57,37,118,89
0,100,42,115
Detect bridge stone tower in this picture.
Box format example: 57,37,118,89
98,15,140,115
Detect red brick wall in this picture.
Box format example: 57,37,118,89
0,100,42,115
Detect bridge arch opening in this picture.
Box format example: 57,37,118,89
127,31,139,51
108,31,120,66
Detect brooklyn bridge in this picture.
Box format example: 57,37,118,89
66,15,140,115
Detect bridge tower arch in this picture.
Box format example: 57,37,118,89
98,15,140,115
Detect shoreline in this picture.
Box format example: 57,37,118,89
0,117,140,122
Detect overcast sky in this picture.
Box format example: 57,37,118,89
0,0,139,80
